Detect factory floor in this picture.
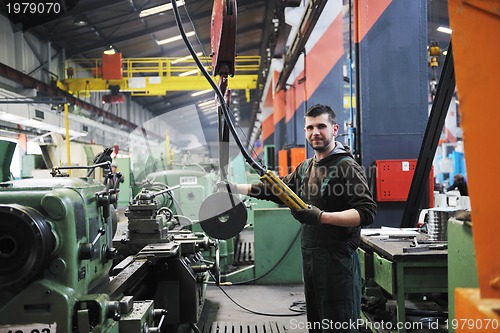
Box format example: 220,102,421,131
197,283,309,333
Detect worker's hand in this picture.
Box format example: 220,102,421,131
291,205,323,225
216,180,238,194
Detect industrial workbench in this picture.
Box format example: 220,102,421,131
359,231,448,333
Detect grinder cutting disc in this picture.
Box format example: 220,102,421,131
199,191,247,240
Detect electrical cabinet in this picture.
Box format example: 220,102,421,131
375,159,433,203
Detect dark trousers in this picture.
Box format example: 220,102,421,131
301,246,361,333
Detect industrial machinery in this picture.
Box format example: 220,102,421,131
0,156,217,332
1,0,305,330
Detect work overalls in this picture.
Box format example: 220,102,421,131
298,156,362,333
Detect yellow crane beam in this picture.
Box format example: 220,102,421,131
62,56,260,97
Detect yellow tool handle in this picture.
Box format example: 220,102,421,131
260,171,308,210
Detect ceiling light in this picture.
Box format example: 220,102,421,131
103,46,116,55
437,26,452,34
156,31,195,46
198,103,215,112
139,1,185,18
198,100,215,108
200,107,216,113
179,69,198,77
191,89,213,97
172,52,203,64
74,15,88,26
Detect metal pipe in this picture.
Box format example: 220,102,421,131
64,103,71,174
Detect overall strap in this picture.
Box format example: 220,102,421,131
320,156,352,196
299,158,312,181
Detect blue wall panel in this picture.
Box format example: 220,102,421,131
263,133,274,148
284,111,299,148
274,118,286,152
358,0,428,227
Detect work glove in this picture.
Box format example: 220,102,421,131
291,205,324,225
216,180,238,194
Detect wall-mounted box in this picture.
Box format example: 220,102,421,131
375,159,433,202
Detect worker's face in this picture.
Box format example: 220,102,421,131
304,114,339,152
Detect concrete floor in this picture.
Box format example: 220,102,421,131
196,285,448,333
197,283,309,333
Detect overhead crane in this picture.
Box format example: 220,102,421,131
61,55,260,98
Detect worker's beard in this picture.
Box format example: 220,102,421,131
308,136,332,152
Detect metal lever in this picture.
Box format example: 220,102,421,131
151,185,180,198
79,228,106,260
149,309,167,333
91,228,106,247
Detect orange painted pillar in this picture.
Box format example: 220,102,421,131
449,0,500,330
278,149,288,177
290,147,306,173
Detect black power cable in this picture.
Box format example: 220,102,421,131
173,0,306,319
230,228,301,285
170,0,266,176
204,227,306,317
208,271,306,317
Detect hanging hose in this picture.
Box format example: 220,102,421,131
170,0,266,176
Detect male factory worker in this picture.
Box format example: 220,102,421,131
228,104,376,332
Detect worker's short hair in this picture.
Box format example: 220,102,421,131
111,164,117,168
305,104,337,125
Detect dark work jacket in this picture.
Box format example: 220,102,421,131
250,142,377,250
447,181,468,196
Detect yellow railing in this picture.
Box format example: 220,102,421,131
65,56,260,79
62,56,260,96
